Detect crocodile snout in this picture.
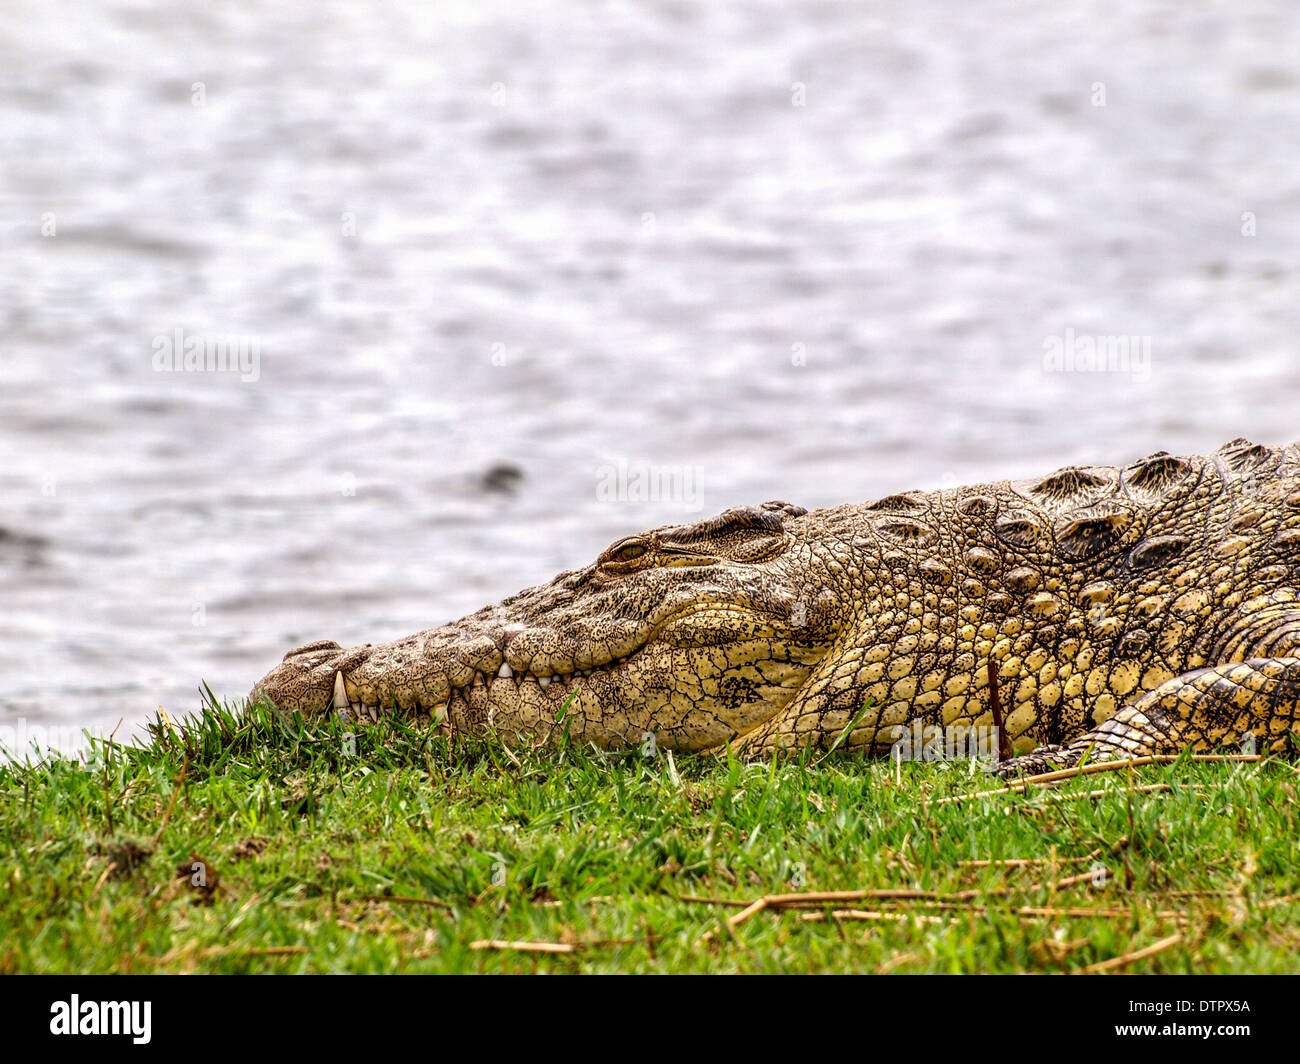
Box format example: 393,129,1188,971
252,640,373,714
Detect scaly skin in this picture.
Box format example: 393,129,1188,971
251,438,1300,773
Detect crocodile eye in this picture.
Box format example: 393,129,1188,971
611,544,647,563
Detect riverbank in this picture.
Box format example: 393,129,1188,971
2,699,1296,973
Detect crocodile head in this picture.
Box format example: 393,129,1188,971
250,501,849,751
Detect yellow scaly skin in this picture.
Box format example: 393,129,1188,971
251,438,1300,774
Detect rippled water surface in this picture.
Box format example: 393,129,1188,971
2,0,1299,748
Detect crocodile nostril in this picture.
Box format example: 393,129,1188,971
283,639,343,661
332,645,373,671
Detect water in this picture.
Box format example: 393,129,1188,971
2,0,1298,751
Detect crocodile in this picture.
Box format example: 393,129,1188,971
251,438,1300,774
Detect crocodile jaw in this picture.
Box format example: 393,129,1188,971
252,610,827,753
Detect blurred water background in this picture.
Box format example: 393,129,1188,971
1,0,1298,751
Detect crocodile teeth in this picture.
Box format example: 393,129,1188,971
333,671,350,713
427,657,616,702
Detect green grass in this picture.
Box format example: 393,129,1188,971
1,697,1297,974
